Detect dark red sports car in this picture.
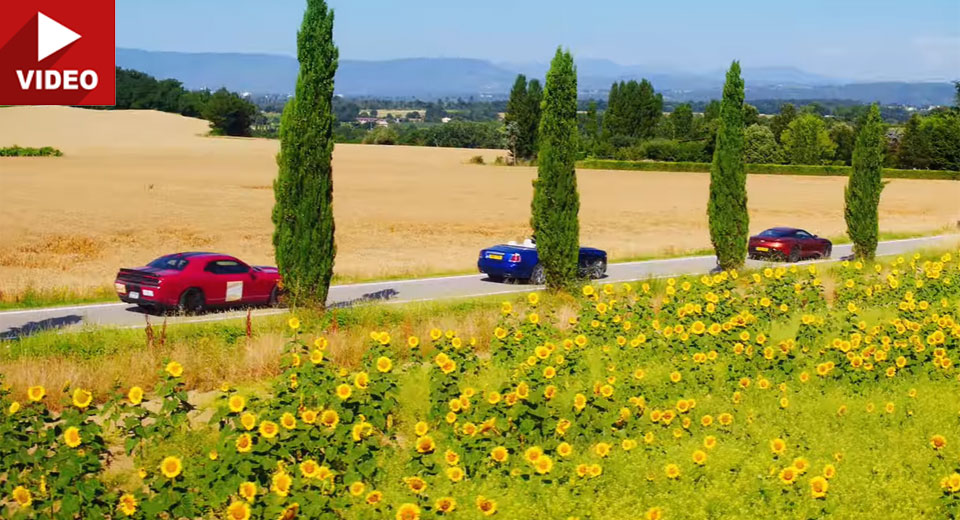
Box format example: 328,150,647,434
114,252,281,312
748,227,832,262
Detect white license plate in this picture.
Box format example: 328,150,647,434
128,291,140,299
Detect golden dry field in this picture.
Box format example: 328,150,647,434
1,106,958,299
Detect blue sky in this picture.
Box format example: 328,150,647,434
116,0,960,81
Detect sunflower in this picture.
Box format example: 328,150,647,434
320,409,340,428
692,449,707,465
823,464,836,479
117,493,137,516
405,476,427,494
11,486,31,507
238,481,257,502
122,385,142,406
63,426,82,448
931,434,947,450
240,412,257,431
271,472,292,496
588,464,603,478
770,438,787,456
665,463,680,479
7,402,20,415
300,459,320,478
27,385,45,402
435,496,457,513
395,503,422,520
259,420,279,439
594,442,612,458
557,442,573,457
809,476,829,498
645,507,663,520
534,455,554,474
164,361,183,378
524,446,544,463
573,393,587,411
621,439,637,451
349,481,365,496
336,384,352,400
778,466,797,485
447,466,465,482
160,456,182,479
226,501,251,520
376,356,393,373
71,388,93,409
491,446,509,463
669,371,682,383
366,490,383,504
301,409,318,424
415,435,436,454
476,496,497,516
942,473,960,493
280,412,297,430
444,449,460,465
228,395,246,413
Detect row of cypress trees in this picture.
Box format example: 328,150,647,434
272,0,889,306
708,62,886,270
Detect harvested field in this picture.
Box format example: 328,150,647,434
1,106,958,298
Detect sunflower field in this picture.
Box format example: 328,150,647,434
2,251,960,519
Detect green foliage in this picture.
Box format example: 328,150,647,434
844,104,886,260
781,114,837,165
707,61,748,271
272,0,338,307
897,111,960,171
202,88,257,137
0,146,62,157
602,79,663,141
770,103,797,143
504,75,541,161
111,68,255,135
361,125,399,145
671,103,694,139
531,48,580,291
576,158,960,179
830,122,856,165
617,138,709,163
743,124,784,164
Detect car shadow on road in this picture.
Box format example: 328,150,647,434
1,315,83,340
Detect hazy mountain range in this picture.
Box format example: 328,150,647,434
116,48,956,106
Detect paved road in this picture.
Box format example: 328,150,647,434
1,234,956,338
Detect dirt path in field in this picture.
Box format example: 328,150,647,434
1,106,958,296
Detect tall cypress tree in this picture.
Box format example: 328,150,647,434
505,74,529,159
844,103,886,260
525,79,543,158
272,0,338,306
531,47,579,290
707,61,748,271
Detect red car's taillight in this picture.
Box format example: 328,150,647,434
509,253,522,263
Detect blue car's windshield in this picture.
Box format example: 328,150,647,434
148,255,189,271
758,229,791,238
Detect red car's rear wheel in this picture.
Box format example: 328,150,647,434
178,288,205,314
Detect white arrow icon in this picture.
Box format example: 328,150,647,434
37,12,81,62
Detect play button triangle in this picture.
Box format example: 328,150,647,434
37,12,81,62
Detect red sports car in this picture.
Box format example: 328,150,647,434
748,227,832,262
114,252,282,312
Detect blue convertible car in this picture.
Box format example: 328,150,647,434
477,238,607,284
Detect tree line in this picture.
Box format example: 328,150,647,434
506,78,960,171
274,0,891,304
107,68,258,136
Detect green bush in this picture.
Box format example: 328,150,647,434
617,138,709,162
0,146,63,157
577,158,960,180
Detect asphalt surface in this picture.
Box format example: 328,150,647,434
1,234,956,339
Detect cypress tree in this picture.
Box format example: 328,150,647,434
844,103,886,260
525,79,543,158
272,0,338,306
707,61,748,271
505,74,529,159
531,47,580,290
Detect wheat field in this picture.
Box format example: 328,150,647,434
0,106,958,298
